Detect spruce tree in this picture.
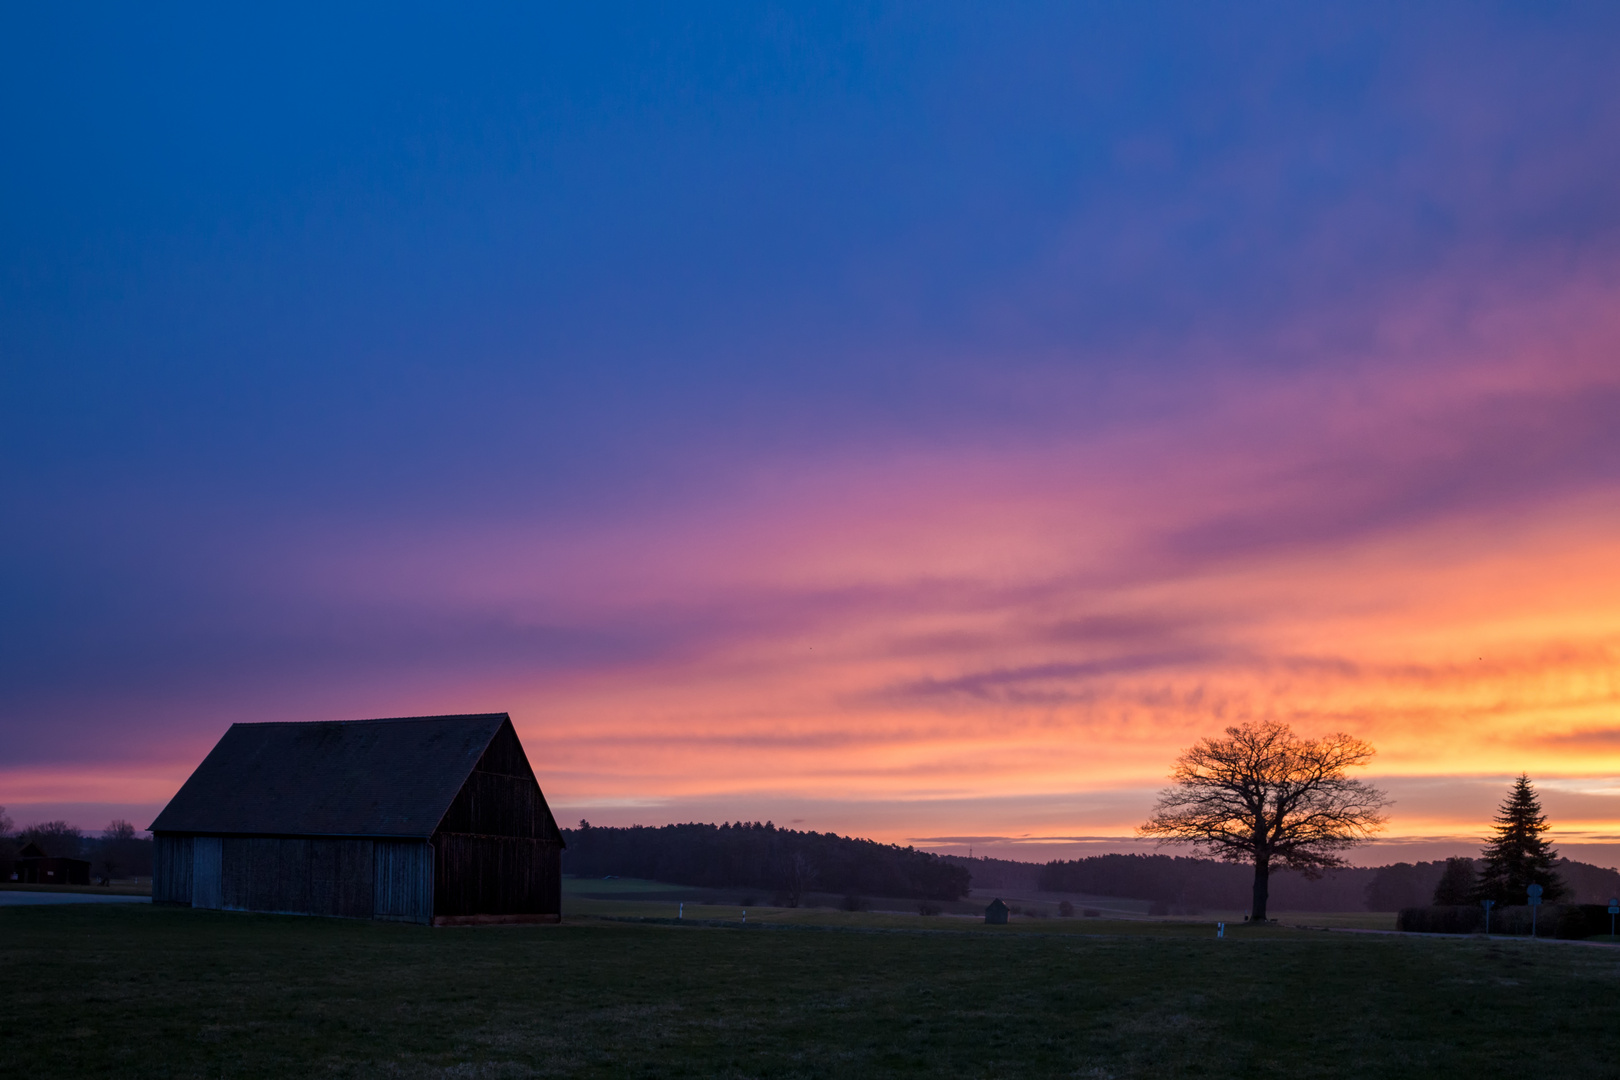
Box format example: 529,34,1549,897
1472,774,1567,904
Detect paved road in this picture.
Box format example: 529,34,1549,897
0,891,150,905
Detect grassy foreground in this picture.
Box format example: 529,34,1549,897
4,903,1619,1078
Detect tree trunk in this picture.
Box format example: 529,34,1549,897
1251,853,1270,922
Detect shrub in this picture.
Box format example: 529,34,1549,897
1082,908,1102,918
1058,900,1075,917
1572,904,1620,938
1397,903,1609,937
917,901,942,916
1397,906,1483,934
841,894,869,912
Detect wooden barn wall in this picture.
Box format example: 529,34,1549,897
374,840,433,923
436,722,561,841
430,719,562,917
152,834,194,905
218,838,375,918
433,834,561,917
192,836,223,910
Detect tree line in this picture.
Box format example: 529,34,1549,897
1034,852,1620,912
561,820,972,902
0,807,154,881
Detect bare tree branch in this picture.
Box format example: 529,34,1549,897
1139,720,1389,920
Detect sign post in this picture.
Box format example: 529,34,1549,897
1608,897,1618,939
1480,898,1494,935
1527,883,1544,937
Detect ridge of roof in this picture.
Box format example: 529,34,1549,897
234,712,510,726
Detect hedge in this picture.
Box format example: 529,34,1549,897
1397,904,1616,938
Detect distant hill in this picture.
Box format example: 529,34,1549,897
560,821,971,901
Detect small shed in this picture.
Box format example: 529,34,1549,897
149,713,564,925
984,898,1009,924
9,842,92,886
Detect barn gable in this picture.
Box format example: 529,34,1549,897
435,720,564,842
149,713,563,924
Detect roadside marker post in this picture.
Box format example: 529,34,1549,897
1217,922,1224,938
1527,883,1544,938
1609,897,1618,938
1481,898,1495,935
679,902,683,919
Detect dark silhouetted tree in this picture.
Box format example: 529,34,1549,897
1140,720,1388,921
96,820,140,882
1473,775,1566,904
778,850,818,907
1364,862,1432,911
18,820,82,859
1432,857,1477,905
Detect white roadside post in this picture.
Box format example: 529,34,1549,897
1609,896,1618,939
1481,898,1495,935
1527,883,1544,937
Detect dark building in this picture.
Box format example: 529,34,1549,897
149,713,564,925
984,897,1009,924
7,842,93,886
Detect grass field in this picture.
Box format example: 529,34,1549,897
1,880,152,896
5,890,1620,1079
556,877,1399,932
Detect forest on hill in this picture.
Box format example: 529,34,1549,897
560,821,971,902
562,822,1620,912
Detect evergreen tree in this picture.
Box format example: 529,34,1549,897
1472,775,1567,904
1431,857,1476,905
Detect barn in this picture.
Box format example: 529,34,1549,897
149,713,564,925
7,842,93,886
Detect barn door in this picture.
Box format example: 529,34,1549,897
373,840,433,923
191,836,222,910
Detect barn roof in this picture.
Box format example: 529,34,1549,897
149,713,514,838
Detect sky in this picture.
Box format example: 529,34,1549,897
5,2,1620,865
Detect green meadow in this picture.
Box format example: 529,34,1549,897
4,880,1618,1078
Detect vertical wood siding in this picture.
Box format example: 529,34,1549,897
374,840,434,923
191,836,223,910
152,834,193,905
432,834,561,917
309,839,375,917
218,837,375,918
